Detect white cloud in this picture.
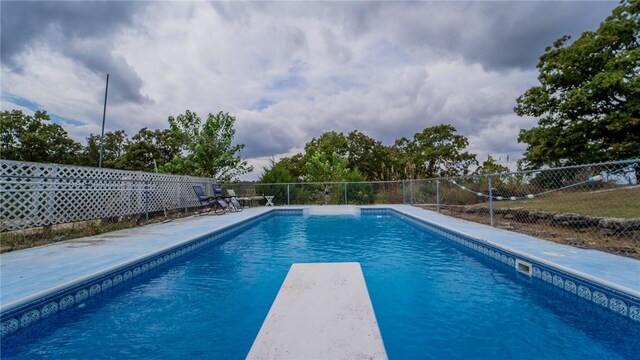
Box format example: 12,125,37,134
1,1,614,179
1,100,33,114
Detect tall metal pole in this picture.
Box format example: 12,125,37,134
98,74,110,169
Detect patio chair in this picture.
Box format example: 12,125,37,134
226,189,249,211
192,185,227,215
243,188,266,206
212,184,240,212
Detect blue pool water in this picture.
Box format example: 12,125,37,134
2,214,639,359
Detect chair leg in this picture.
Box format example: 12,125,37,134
213,203,226,215
198,204,211,216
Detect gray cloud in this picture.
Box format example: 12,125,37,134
1,1,149,105
291,1,617,71
457,1,618,70
0,1,619,179
386,1,617,70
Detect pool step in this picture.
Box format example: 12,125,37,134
246,262,387,360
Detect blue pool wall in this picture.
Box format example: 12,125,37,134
1,207,638,338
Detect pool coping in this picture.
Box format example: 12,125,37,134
1,205,639,337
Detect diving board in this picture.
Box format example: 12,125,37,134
246,262,387,360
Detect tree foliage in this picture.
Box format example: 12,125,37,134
303,151,351,183
259,158,296,184
0,110,83,164
515,0,640,168
301,130,396,181
476,155,510,175
1,109,250,180
257,158,297,205
160,110,252,181
393,124,477,178
116,128,181,172
260,124,478,184
80,130,128,168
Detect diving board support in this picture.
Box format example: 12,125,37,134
246,262,387,360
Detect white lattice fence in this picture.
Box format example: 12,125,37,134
1,160,217,232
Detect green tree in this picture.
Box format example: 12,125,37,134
295,130,398,181
304,131,349,158
0,110,82,164
476,155,510,175
345,130,392,181
515,0,640,168
79,130,129,168
303,150,366,204
394,124,477,178
161,110,252,181
116,128,181,171
259,158,296,183
304,151,350,182
276,153,307,181
258,158,297,205
343,169,374,204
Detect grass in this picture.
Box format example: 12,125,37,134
486,186,640,219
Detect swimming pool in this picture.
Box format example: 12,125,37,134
2,212,639,358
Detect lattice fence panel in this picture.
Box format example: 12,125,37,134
1,160,217,232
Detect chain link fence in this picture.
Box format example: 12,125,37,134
413,159,640,258
1,159,638,257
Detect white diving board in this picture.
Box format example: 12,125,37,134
246,262,387,360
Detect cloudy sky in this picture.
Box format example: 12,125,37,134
1,1,617,179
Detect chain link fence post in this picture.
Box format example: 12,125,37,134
401,180,406,204
488,175,494,227
144,180,149,221
410,179,414,205
344,182,347,205
436,180,440,213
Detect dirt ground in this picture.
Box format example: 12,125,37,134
417,205,639,259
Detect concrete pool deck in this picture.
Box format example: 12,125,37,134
1,205,639,314
0,207,273,310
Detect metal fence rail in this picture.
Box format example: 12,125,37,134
2,159,639,257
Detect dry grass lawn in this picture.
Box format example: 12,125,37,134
488,186,640,219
